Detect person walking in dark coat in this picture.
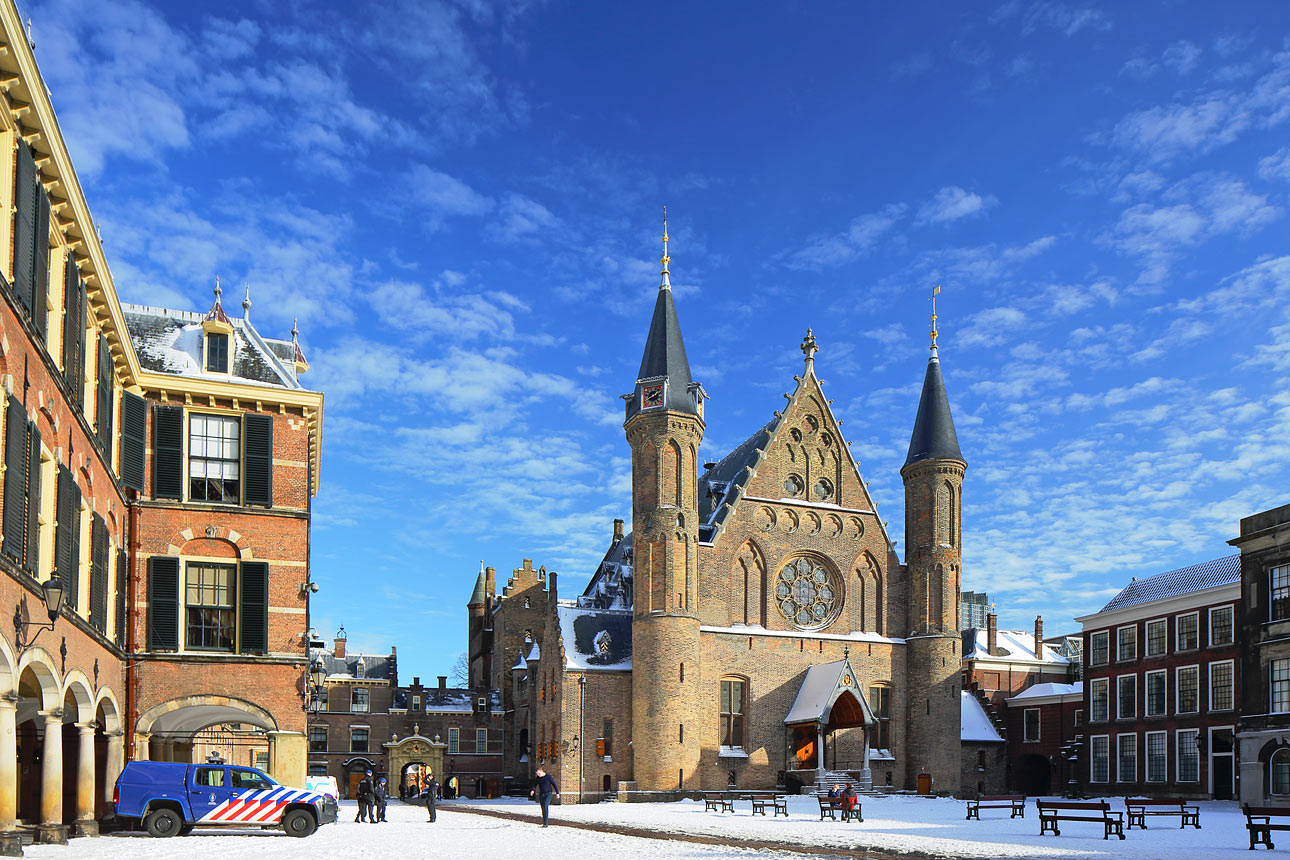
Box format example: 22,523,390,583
374,777,389,822
528,767,560,827
355,771,375,823
424,777,439,823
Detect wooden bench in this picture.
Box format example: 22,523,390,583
1125,797,1200,831
817,795,862,822
1245,806,1290,850
702,792,734,813
747,792,788,817
1037,799,1124,840
966,794,1026,820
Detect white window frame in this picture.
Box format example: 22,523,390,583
1209,659,1235,712
1176,664,1200,715
1090,735,1110,783
448,727,460,754
1090,677,1109,722
1209,604,1234,646
1117,674,1137,720
1089,630,1110,666
1272,658,1290,714
1273,747,1290,795
1023,708,1040,742
1146,730,1168,783
1117,624,1137,662
476,727,488,752
1145,669,1167,717
350,726,371,754
1176,611,1199,651
1272,565,1290,622
1117,733,1137,783
1177,728,1200,783
351,687,370,714
1145,617,1167,657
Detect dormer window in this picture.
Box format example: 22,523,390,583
206,332,229,373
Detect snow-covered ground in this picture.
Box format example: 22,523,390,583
21,794,1255,859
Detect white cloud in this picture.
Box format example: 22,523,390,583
489,194,561,244
406,166,495,222
1162,40,1202,75
1260,147,1290,182
783,204,907,270
958,306,1028,347
916,186,998,225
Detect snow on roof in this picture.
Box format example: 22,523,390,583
783,659,874,726
526,642,540,662
1099,555,1241,613
962,629,1069,664
557,604,631,671
960,692,1004,743
121,302,307,390
1007,682,1083,703
511,652,527,670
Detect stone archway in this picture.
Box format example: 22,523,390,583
385,733,446,801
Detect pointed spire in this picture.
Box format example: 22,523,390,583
242,283,252,318
205,276,231,325
626,211,700,420
468,561,487,607
904,288,962,468
214,276,222,303
660,207,671,291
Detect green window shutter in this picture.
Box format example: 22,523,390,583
243,414,273,507
239,561,269,655
62,259,84,404
55,466,80,610
3,396,28,561
120,391,147,492
146,556,179,651
32,184,49,340
12,142,36,317
24,421,40,576
115,547,127,646
152,404,183,500
96,334,113,447
89,514,107,631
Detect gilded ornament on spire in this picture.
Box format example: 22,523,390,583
930,284,942,355
660,206,672,291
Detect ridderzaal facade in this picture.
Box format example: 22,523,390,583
478,223,968,801
0,3,324,849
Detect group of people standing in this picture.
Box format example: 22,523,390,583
347,767,558,828
354,770,390,823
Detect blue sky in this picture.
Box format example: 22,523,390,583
26,0,1290,677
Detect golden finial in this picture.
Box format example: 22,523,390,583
930,284,942,355
659,206,672,291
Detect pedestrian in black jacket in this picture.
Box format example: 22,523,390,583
355,771,375,823
528,767,560,827
374,777,389,822
424,777,439,823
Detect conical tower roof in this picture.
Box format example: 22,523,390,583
468,567,486,607
625,215,700,420
904,355,962,467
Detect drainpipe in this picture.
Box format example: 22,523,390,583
578,675,585,803
125,492,140,759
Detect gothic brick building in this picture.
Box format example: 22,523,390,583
477,225,969,800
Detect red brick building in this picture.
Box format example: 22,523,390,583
1077,556,1240,799
0,3,325,848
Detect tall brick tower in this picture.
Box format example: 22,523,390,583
901,292,965,794
625,216,706,790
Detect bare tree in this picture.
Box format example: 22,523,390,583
450,651,469,687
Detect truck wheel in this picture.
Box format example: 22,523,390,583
282,809,317,838
145,808,182,838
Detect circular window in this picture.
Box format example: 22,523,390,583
783,474,804,497
774,557,842,631
813,478,833,501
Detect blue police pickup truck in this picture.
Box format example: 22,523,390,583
114,761,338,837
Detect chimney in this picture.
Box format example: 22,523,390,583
333,637,346,659
1034,615,1044,657
612,519,624,545
986,613,997,657
485,566,496,602
438,675,447,691
549,570,557,600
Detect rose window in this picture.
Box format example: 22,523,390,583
774,557,842,630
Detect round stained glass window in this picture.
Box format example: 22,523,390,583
784,475,805,497
775,556,842,631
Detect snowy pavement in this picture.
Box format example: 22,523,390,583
21,794,1257,859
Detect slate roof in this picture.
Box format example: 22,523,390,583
121,303,305,390
556,605,632,671
578,534,633,610
783,659,875,726
904,353,963,467
312,649,394,681
468,569,487,606
962,628,1070,664
698,418,779,531
625,284,699,420
1099,555,1241,613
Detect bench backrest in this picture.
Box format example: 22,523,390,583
978,794,1024,802
1246,806,1290,817
1126,798,1185,807
1038,800,1108,811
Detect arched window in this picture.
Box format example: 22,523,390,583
1273,748,1290,795
720,677,746,750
